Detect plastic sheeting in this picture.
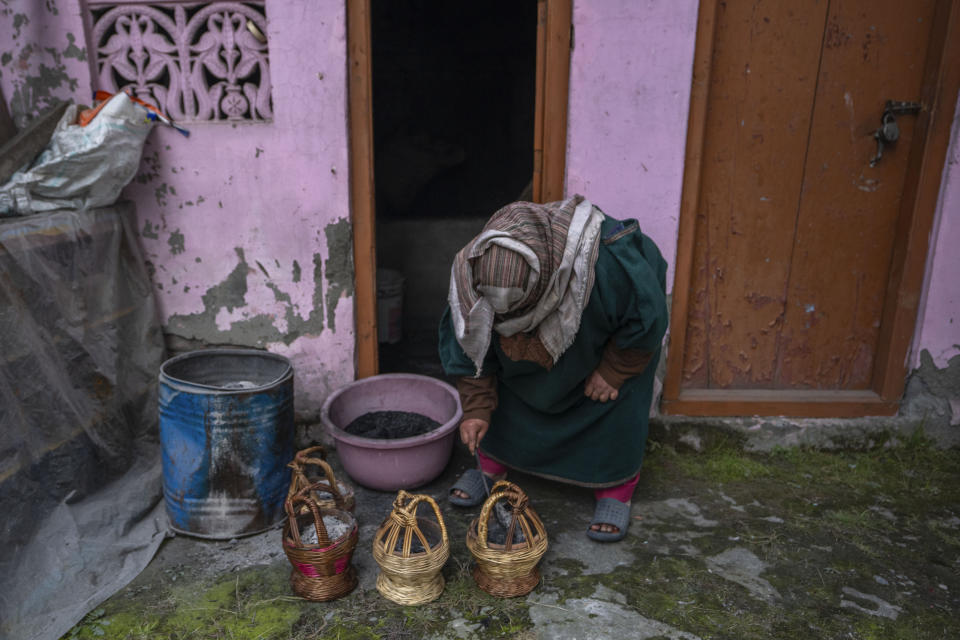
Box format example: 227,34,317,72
0,203,168,640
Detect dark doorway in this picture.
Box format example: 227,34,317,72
372,0,538,376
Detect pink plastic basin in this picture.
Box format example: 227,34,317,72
322,374,462,491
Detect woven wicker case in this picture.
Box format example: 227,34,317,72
281,481,358,601
466,480,548,597
372,491,450,605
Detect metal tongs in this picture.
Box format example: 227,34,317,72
475,450,491,498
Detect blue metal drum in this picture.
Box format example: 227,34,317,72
159,348,294,538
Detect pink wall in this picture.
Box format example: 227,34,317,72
914,93,960,368
2,1,356,418
565,0,700,287
565,0,959,372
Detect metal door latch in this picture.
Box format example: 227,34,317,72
870,100,922,167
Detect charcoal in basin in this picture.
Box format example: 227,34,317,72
344,410,440,439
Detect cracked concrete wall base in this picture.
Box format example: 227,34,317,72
650,351,960,453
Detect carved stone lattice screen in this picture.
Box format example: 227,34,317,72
88,1,272,122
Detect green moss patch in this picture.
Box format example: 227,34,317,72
65,567,301,640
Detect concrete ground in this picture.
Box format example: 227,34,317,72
63,431,960,640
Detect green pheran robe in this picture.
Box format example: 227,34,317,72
438,215,669,487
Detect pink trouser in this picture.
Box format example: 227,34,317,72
476,450,640,503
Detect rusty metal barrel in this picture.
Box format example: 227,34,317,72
159,348,294,538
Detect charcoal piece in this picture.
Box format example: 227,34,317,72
343,410,440,439
485,501,526,546
391,527,440,554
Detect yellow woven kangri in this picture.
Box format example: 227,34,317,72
466,480,548,598
372,491,450,605
287,445,356,512
281,481,358,602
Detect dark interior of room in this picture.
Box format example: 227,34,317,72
372,0,537,376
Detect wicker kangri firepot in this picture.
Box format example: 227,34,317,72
287,445,356,512
466,480,548,597
281,481,358,601
372,491,450,605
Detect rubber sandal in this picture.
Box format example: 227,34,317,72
586,497,631,542
448,468,495,507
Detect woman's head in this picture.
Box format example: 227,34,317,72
464,201,557,318
448,195,601,375
471,243,535,316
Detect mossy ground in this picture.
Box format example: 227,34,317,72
62,433,960,639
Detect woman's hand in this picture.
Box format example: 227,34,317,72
460,418,489,454
585,370,619,403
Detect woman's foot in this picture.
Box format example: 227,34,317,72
586,498,631,542
448,469,505,507
590,522,621,535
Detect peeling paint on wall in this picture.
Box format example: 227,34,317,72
166,242,335,348
323,217,354,332
155,183,170,207
12,13,30,40
135,150,161,185
901,350,960,427
1,3,87,128
168,247,258,343
6,46,79,126
309,254,326,334
199,247,248,311
140,221,158,240
264,269,326,345
62,32,84,60
168,229,185,255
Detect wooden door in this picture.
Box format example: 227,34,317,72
664,0,960,416
347,0,571,378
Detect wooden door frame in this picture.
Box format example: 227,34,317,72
662,0,960,417
347,0,572,379
533,0,573,203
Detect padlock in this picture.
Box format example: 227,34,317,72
878,112,899,143
870,100,920,167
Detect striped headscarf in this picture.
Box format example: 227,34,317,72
448,194,605,375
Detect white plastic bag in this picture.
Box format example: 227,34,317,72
0,93,154,216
